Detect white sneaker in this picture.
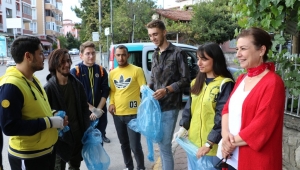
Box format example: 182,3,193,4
123,168,128,170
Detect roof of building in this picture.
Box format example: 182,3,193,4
155,9,192,21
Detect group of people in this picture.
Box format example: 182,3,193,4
0,19,285,170
174,27,285,170
0,35,111,170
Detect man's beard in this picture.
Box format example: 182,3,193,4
58,68,69,77
32,58,44,71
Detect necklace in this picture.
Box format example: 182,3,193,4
247,62,275,77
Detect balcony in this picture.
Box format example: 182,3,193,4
22,13,32,22
55,20,62,26
22,0,31,3
23,29,33,35
45,3,56,10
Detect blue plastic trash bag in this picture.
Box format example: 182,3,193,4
55,110,70,137
82,120,110,170
128,85,163,162
176,137,215,170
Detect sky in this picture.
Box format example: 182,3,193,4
63,0,165,23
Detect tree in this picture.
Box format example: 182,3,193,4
73,0,100,42
229,0,300,97
102,0,156,44
73,0,156,50
65,32,81,49
190,0,238,44
229,0,298,50
57,36,67,49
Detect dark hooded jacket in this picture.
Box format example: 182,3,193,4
44,73,90,161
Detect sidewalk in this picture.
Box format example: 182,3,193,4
152,142,188,170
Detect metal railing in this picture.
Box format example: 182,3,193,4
284,90,300,117
279,54,300,118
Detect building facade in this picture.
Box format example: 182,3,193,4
62,19,79,38
0,0,64,56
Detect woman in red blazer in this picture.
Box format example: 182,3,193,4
219,27,285,170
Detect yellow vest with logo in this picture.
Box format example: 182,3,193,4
189,76,232,156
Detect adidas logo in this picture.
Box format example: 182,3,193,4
114,75,131,89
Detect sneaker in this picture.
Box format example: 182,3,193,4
102,136,111,143
123,168,128,170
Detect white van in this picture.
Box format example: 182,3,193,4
108,42,199,102
108,42,239,102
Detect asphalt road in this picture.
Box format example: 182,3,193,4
0,55,182,170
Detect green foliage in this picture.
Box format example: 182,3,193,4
52,43,57,50
57,36,67,49
73,0,155,49
106,0,156,44
191,0,239,44
230,0,300,97
57,34,80,50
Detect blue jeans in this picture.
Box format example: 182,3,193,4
113,114,145,170
158,109,179,170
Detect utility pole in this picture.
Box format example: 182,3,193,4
110,0,113,44
132,14,135,43
98,0,102,63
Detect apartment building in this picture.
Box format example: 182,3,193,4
30,0,63,51
62,19,79,39
0,0,32,38
0,0,64,55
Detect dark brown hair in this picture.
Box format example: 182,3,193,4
237,27,272,62
146,20,166,30
48,49,72,75
80,41,95,54
190,43,234,95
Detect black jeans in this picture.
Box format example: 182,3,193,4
55,130,83,170
96,110,108,137
113,114,145,170
8,151,56,170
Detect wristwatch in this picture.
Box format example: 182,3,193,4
165,87,169,94
205,142,213,149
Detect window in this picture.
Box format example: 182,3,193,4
31,0,36,6
127,51,143,68
45,0,50,3
22,4,32,15
185,50,198,80
5,0,12,4
32,8,36,19
52,22,56,30
45,10,51,17
30,22,37,33
16,3,20,10
147,51,154,71
46,22,51,30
